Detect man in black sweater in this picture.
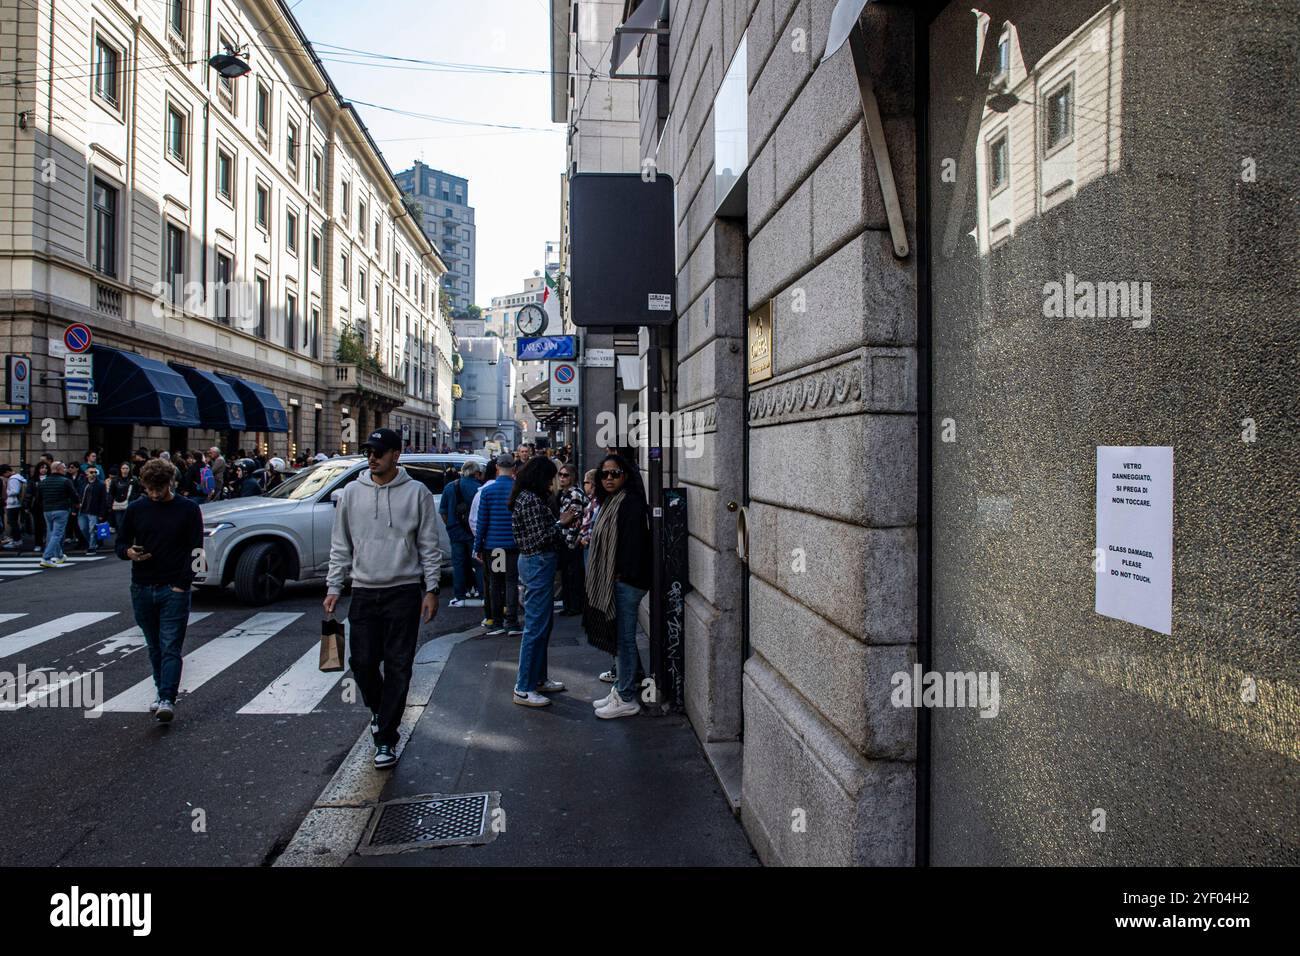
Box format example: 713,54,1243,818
115,458,204,723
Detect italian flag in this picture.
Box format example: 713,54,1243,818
542,271,561,329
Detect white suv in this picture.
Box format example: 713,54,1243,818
195,454,487,605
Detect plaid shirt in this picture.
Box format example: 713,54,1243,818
511,490,565,555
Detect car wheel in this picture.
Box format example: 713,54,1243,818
233,542,288,606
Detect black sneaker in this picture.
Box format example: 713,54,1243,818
505,621,523,636
374,744,397,769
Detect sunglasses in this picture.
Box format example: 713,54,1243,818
364,448,392,459
599,468,624,480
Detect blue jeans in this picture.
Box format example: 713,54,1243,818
450,538,482,599
515,550,557,693
77,513,101,552
42,510,69,561
130,583,192,702
614,582,647,702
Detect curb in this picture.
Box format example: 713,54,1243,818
273,626,479,867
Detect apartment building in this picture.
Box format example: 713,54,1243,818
0,0,448,466
395,161,476,315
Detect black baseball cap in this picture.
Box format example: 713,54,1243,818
360,428,402,454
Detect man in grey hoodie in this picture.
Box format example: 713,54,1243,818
323,428,441,768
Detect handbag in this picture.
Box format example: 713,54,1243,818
319,616,346,672
94,521,112,541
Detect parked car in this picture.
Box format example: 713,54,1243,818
194,453,487,605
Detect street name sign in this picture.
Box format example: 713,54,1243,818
517,336,577,361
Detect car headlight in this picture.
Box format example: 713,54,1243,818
203,522,235,537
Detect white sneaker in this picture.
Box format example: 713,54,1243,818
39,560,57,568
598,669,616,683
449,598,466,607
592,688,619,708
537,678,565,693
512,690,551,708
596,694,640,719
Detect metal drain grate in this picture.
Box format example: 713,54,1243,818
359,792,500,855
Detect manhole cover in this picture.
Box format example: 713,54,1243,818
359,792,501,855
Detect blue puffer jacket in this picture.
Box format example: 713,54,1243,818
473,475,516,554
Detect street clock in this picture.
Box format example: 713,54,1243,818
516,303,547,336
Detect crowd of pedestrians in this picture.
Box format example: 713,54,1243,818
0,445,324,560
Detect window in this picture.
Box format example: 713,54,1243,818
255,181,269,230
164,223,185,306
311,151,322,197
93,35,120,108
166,103,187,165
285,291,298,349
340,181,350,222
286,121,299,174
405,263,411,290
310,231,321,271
168,0,185,37
256,83,271,144
286,208,298,253
215,252,233,324
374,219,381,250
995,35,1010,79
341,252,350,289
988,131,1009,194
216,31,236,110
374,282,381,310
1043,77,1073,154
92,178,117,277
309,306,320,357
359,268,367,302
216,147,233,201
358,200,367,236
255,274,269,338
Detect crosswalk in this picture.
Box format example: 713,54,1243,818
0,554,108,581
0,609,354,716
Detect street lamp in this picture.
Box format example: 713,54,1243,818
208,45,251,79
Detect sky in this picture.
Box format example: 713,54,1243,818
292,0,567,306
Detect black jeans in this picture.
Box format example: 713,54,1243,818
347,583,423,747
485,548,519,626
558,545,586,613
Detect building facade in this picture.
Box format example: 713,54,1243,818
395,161,477,315
451,333,518,451
0,0,449,468
592,0,1298,867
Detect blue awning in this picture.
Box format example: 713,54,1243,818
89,346,200,428
169,363,246,431
216,374,288,432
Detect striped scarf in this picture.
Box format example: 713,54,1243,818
582,489,625,654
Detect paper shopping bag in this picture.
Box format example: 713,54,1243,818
319,617,345,672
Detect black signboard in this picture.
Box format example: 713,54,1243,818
569,173,676,327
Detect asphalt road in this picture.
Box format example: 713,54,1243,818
0,546,479,866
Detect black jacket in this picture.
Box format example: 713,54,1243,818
611,492,652,591
39,475,78,513
80,481,109,520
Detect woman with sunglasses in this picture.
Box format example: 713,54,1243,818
508,457,580,707
585,453,651,719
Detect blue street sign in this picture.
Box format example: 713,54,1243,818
0,408,31,426
516,336,577,361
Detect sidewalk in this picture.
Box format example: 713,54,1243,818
344,611,758,866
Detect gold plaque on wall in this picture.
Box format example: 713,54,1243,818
747,300,773,384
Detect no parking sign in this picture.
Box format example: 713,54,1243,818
549,361,579,407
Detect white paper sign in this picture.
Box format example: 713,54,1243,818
1095,445,1174,634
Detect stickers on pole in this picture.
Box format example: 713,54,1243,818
1095,446,1173,634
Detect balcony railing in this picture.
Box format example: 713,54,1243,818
331,363,407,405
